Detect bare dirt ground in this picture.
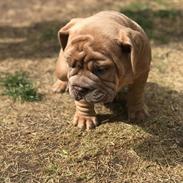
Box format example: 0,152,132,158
0,0,183,182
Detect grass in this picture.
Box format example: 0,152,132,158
40,26,58,43
44,163,60,176
39,20,68,42
0,0,183,182
0,72,42,102
123,2,149,11
120,2,183,44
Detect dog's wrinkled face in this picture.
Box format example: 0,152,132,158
65,34,119,103
58,14,151,104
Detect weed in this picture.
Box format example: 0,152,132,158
0,72,42,102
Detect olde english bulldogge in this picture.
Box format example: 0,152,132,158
52,11,151,130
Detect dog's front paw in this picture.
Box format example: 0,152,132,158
52,80,68,93
73,113,98,130
128,105,149,122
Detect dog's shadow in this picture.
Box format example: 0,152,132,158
97,82,183,166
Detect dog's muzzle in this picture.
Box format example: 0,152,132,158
72,85,90,101
71,85,107,103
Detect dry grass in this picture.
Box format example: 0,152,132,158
0,0,183,182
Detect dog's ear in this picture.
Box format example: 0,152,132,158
58,18,83,50
118,28,151,77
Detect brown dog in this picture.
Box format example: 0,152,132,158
52,11,151,130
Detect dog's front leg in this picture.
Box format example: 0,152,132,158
73,101,98,130
127,71,149,121
52,50,68,93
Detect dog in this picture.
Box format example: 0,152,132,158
52,11,151,130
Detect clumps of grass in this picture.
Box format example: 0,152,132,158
154,9,180,19
123,2,149,12
0,72,42,102
120,2,182,44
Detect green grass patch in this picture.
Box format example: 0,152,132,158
123,2,149,11
120,2,153,37
40,27,58,42
124,9,153,30
120,2,182,44
39,20,68,42
154,9,180,19
0,72,42,102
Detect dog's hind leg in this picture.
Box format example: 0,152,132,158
127,71,149,121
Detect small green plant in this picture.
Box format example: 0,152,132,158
0,72,41,102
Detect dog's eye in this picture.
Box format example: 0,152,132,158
93,67,107,75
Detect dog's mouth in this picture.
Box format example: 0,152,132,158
68,73,117,103
70,86,114,103
71,88,106,103
84,89,106,103
72,89,86,101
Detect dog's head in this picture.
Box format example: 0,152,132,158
58,16,151,103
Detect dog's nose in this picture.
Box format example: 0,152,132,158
73,85,89,96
